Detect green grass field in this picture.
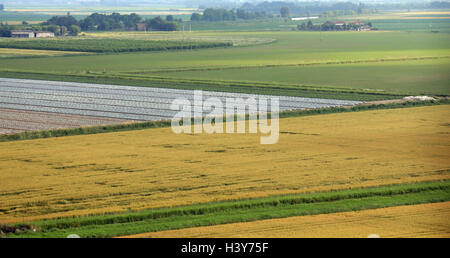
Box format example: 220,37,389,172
154,59,450,95
372,19,450,32
0,38,231,53
0,10,450,238
0,31,448,100
4,180,449,238
184,13,450,33
1,31,448,73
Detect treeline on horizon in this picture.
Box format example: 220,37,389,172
44,13,181,32
189,6,380,22
188,2,377,22
189,0,450,22
1,1,450,35
0,13,181,37
212,1,450,15
190,8,275,22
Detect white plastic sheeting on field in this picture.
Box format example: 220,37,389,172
0,78,362,121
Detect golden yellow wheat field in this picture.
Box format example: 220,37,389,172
398,11,450,15
0,48,84,57
400,17,450,20
0,105,449,222
126,202,450,238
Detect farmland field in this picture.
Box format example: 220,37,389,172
0,8,449,240
0,105,449,223
3,180,449,237
0,78,360,129
129,202,450,238
0,108,134,134
1,31,448,101
0,48,85,58
0,38,232,53
1,32,448,73
318,11,450,32
154,59,450,95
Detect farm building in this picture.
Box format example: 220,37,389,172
11,30,35,38
349,21,371,31
326,21,346,26
136,23,147,31
358,26,371,31
34,31,54,38
11,30,54,38
349,20,365,26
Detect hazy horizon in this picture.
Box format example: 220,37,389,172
1,0,446,6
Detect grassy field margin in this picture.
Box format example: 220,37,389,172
2,180,449,238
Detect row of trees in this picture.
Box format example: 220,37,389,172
297,20,373,31
0,23,81,37
191,8,273,22
77,13,142,31
0,25,12,37
189,6,376,22
143,17,179,31
280,7,290,18
38,13,179,32
49,13,180,32
40,16,80,35
0,13,179,38
241,1,366,15
321,9,378,18
241,1,450,15
46,24,81,36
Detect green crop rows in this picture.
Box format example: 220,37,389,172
0,38,232,53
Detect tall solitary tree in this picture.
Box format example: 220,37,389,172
190,13,202,21
69,25,81,36
280,6,290,18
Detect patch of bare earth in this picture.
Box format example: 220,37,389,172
0,108,135,134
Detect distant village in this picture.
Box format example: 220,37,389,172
297,20,373,31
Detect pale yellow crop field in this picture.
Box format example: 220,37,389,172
129,202,450,238
6,21,44,25
336,11,450,21
400,17,450,20
0,48,85,58
398,11,450,15
0,105,449,222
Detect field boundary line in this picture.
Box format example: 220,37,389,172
121,55,450,74
0,70,407,99
3,180,449,238
0,98,447,142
